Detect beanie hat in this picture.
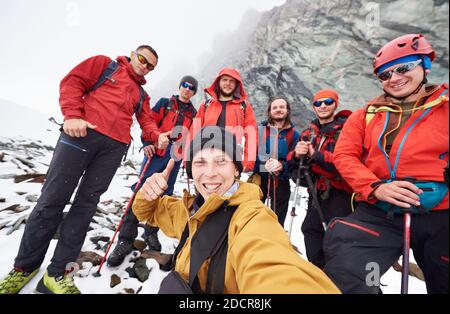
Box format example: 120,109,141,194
186,126,243,179
179,75,198,94
313,89,339,107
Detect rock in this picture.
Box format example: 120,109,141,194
197,0,449,127
133,258,151,283
76,251,103,267
6,215,29,235
125,267,137,279
15,191,27,196
392,261,425,282
89,236,110,244
141,250,173,268
0,153,4,162
13,205,30,213
0,198,5,203
100,199,113,206
123,288,135,294
0,204,20,212
14,173,45,183
133,240,147,251
110,274,121,288
25,194,39,203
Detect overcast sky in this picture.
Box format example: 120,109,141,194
0,0,286,117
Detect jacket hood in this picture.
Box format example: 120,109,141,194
204,67,248,102
117,56,147,86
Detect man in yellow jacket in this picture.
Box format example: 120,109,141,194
133,126,339,294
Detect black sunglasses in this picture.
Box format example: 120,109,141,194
313,98,335,107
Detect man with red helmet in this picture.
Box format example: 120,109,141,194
323,34,449,294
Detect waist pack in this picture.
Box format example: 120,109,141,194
376,181,448,214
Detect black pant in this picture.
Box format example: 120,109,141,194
301,187,352,269
118,147,182,242
323,202,449,294
260,176,291,226
14,130,126,276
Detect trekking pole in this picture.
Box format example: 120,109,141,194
288,156,304,238
401,212,411,294
266,174,272,208
272,174,277,215
94,156,153,277
303,165,327,231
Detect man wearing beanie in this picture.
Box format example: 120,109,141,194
131,126,340,294
191,67,257,172
287,89,353,269
106,75,198,267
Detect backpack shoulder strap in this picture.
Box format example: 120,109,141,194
134,86,147,116
241,100,247,120
188,202,237,294
285,128,296,150
90,60,119,93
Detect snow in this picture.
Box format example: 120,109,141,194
0,101,427,294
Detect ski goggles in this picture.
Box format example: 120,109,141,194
313,98,335,107
377,60,422,82
181,82,196,91
135,51,156,71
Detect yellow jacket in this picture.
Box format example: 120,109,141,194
133,181,340,294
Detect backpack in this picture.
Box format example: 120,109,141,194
158,203,237,294
88,60,147,116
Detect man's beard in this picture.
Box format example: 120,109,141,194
271,115,288,123
219,88,235,98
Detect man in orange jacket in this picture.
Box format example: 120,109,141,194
323,34,448,294
191,68,257,172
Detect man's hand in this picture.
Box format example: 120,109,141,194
294,141,310,158
63,119,97,138
141,159,175,202
265,158,283,175
157,131,172,150
373,181,423,209
143,144,156,159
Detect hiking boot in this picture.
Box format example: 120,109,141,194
36,272,81,294
107,240,134,267
144,232,162,252
0,268,39,294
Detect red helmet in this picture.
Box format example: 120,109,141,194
373,34,435,74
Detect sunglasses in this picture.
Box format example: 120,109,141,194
134,51,155,71
313,98,335,107
181,82,196,91
377,60,422,82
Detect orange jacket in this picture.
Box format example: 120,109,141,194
191,68,257,171
334,84,449,210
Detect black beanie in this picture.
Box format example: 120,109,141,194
186,126,243,179
179,75,198,95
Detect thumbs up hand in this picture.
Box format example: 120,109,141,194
157,131,172,150
141,159,175,202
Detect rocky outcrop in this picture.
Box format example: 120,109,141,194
198,0,449,127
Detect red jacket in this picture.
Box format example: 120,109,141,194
287,110,353,193
59,55,155,144
147,96,197,158
191,68,257,171
334,84,449,210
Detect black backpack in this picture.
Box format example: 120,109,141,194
158,202,237,294
88,60,147,116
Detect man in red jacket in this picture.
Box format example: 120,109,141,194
323,34,449,294
191,68,257,172
0,45,159,294
287,89,353,269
